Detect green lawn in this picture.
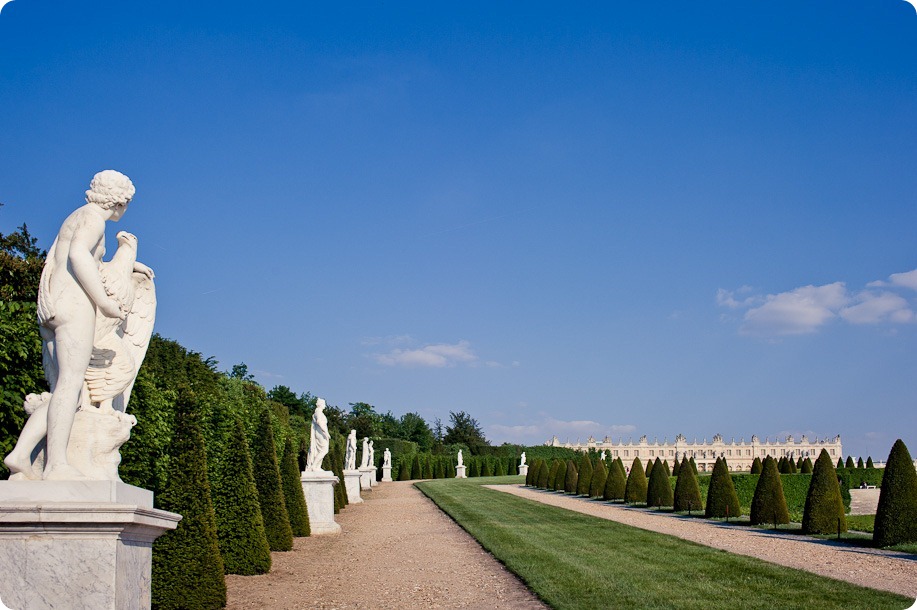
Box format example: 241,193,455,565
416,477,911,610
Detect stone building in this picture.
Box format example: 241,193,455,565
545,433,843,473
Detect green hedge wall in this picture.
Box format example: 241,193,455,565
692,473,851,521
837,467,884,489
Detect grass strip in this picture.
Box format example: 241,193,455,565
416,477,911,610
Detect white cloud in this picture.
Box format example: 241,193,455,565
889,268,917,291
716,286,761,309
372,340,478,368
486,416,636,446
741,283,848,336
839,291,915,324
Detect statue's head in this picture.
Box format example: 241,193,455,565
86,170,135,218
316,398,326,411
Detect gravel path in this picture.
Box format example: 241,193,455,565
226,481,546,609
489,484,917,599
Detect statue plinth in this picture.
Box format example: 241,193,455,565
381,465,393,482
300,471,341,535
342,470,363,504
519,465,529,477
0,480,180,610
358,466,374,491
456,465,467,479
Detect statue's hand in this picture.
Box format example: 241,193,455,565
133,262,155,280
98,297,126,320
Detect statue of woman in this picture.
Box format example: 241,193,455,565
306,398,331,473
344,429,357,471
383,448,392,468
457,449,464,467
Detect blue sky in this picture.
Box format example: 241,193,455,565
1,1,915,460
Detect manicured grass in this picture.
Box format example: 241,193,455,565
417,477,910,610
846,514,875,533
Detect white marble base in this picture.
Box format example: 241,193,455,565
456,465,467,479
343,470,363,504
369,468,378,487
0,481,180,610
381,466,393,482
519,465,529,477
300,471,341,535
358,467,374,491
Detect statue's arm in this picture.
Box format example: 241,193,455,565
133,261,155,280
70,217,122,319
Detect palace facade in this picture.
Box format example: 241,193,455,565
545,433,843,473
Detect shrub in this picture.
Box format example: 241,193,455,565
796,457,804,470
253,408,293,551
280,436,310,537
866,456,874,469
646,458,673,508
424,456,434,479
873,439,917,547
590,459,608,498
535,460,551,488
624,458,648,504
750,457,762,475
604,458,627,501
750,456,789,526
152,398,226,610
800,457,813,474
481,457,494,477
671,458,681,477
845,456,855,469
802,449,846,535
577,455,594,496
412,454,423,479
564,460,578,494
856,457,864,469
447,458,456,478
705,458,740,519
673,456,702,513
549,460,565,490
837,457,844,470
645,459,653,479
689,456,698,475
662,460,671,477
788,458,797,474
398,456,413,480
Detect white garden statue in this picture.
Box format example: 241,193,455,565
360,437,370,468
305,398,332,473
519,452,526,468
345,429,357,471
457,449,464,467
3,170,156,482
383,448,392,468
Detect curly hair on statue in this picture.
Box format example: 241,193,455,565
85,170,136,209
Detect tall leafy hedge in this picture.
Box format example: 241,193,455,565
802,449,846,535
624,458,647,504
874,439,917,547
280,436,310,537
252,408,293,551
646,457,673,508
673,456,702,513
750,456,789,526
705,458,740,519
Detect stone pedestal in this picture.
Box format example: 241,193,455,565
0,480,180,610
456,465,467,479
369,468,378,487
519,465,529,477
300,471,341,535
343,470,363,504
381,466,393,482
358,467,374,491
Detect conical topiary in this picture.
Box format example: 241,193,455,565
673,455,702,513
624,457,648,504
536,460,551,488
281,436,310,537
671,458,681,477
874,439,917,547
856,457,864,469
662,460,671,477
645,459,653,479
253,408,293,551
447,458,456,478
802,449,847,535
750,456,789,526
845,456,855,469
604,458,627,501
525,459,537,486
152,396,226,609
796,457,804,470
647,457,673,508
564,460,578,494
211,415,272,575
424,455,434,479
590,458,608,498
398,456,412,480
800,457,813,474
788,458,797,474
481,457,494,477
543,460,557,489
577,455,594,496
689,456,698,475
866,456,875,469
705,458,740,519
837,457,844,470
412,454,423,479
750,457,763,475
552,459,567,491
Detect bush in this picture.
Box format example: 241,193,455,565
802,449,846,535
481,457,494,477
645,459,653,479
536,460,551,488
874,439,917,547
671,458,681,477
604,458,627,501
837,467,884,489
424,456,434,479
856,457,864,469
412,454,423,479
398,456,413,480
253,408,293,551
750,456,789,526
577,455,594,496
705,458,740,519
590,459,608,498
647,458,673,508
152,398,226,610
866,456,874,469
551,459,566,491
564,460,578,494
624,458,648,504
845,456,855,469
750,457,762,475
689,457,698,475
280,436,310,537
800,458,813,474
673,456,702,513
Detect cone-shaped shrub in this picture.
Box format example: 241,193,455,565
447,458,456,478
796,457,804,470
280,436,310,537
845,456,855,469
671,458,681,477
604,458,627,501
645,459,653,479
152,397,226,610
800,458,813,474
788,458,797,474
856,457,864,469
705,458,740,519
750,456,789,526
551,459,566,491
778,457,789,474
564,460,578,494
624,457,648,504
253,408,293,551
212,416,272,575
673,456,702,513
837,457,844,470
481,457,494,477
327,439,347,512
750,457,763,475
802,449,847,535
577,455,594,496
689,456,698,475
866,456,875,469
662,460,671,477
412,454,423,479
424,456,434,479
590,459,608,498
398,457,412,480
874,439,917,547
535,460,551,488
647,457,673,508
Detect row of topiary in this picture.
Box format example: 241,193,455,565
389,453,519,480
524,439,917,547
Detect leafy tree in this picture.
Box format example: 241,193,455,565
443,411,487,450
750,456,789,526
267,385,314,420
750,457,763,475
0,223,45,301
398,412,435,452
228,363,255,382
564,460,578,494
252,408,293,551
647,457,673,508
874,439,917,547
346,402,382,439
866,456,874,469
705,458,740,519
800,457,813,474
673,456,702,513
802,449,847,535
624,458,648,504
590,459,608,498
576,454,594,496
152,394,226,609
280,436,310,537
604,458,627,501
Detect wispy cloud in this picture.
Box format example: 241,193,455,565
718,267,917,337
487,416,636,445
372,339,478,368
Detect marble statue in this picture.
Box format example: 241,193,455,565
519,452,526,467
3,171,155,481
360,437,370,468
383,448,392,468
599,450,607,462
345,430,357,471
305,398,332,473
457,449,464,467
368,440,375,467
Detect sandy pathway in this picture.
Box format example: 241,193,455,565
488,484,917,599
226,481,546,609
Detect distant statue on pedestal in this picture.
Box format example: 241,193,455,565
305,398,332,473
345,430,357,471
368,440,375,467
360,437,370,468
519,452,526,467
383,448,391,468
457,449,464,467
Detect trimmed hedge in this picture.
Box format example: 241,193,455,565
624,458,647,504
837,467,884,489
604,458,627,501
590,459,608,498
564,460,578,494
646,457,673,508
874,439,917,547
705,458,740,519
750,456,789,526
673,456,702,513
253,407,293,551
280,436,310,537
576,455,594,496
802,450,846,535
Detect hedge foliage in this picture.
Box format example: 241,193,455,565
646,457,673,508
624,458,647,504
280,436,310,537
253,408,293,551
673,456,702,513
802,450,846,535
576,455,593,496
590,459,608,498
705,458,740,519
874,439,917,547
564,460,578,494
750,456,789,526
604,458,627,501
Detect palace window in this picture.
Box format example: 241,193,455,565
624,450,629,457
650,450,654,456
